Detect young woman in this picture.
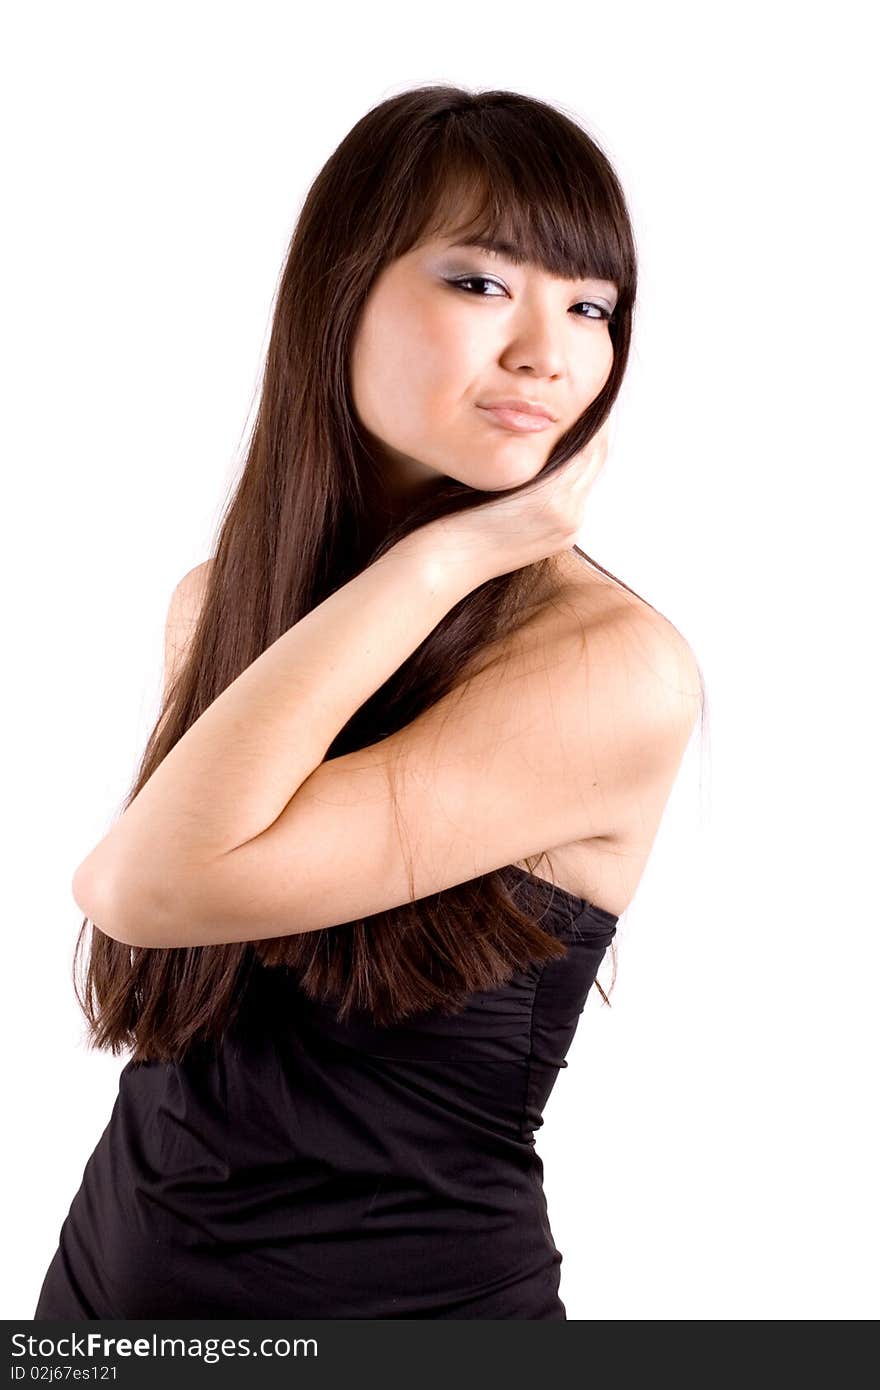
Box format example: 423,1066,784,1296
34,85,703,1320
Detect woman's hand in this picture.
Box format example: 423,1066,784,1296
412,419,611,586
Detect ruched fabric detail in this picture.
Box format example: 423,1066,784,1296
34,867,617,1320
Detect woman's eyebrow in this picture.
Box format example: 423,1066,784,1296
448,235,528,263
446,236,618,295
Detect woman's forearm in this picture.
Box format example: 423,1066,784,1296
76,526,481,911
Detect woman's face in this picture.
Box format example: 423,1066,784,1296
349,228,619,501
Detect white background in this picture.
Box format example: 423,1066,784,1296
3,0,877,1321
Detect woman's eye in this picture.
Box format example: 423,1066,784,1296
449,276,612,321
450,275,506,297
571,301,613,322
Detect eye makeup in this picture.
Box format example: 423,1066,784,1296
446,273,614,320
436,242,619,315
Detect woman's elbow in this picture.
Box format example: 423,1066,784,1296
72,855,166,948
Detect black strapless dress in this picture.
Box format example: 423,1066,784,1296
34,866,618,1319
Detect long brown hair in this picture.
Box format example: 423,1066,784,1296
73,84,693,1064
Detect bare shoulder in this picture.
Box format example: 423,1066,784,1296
171,558,213,611
162,559,214,698
166,559,213,634
121,547,699,943
541,551,700,693
513,551,703,914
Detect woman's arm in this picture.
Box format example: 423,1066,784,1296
73,513,699,948
73,527,485,933
74,481,700,950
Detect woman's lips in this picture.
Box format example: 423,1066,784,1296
477,406,554,433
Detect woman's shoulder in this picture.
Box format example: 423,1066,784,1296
178,557,213,597
167,559,213,627
170,551,699,709
162,560,214,699
538,552,702,731
555,549,695,651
